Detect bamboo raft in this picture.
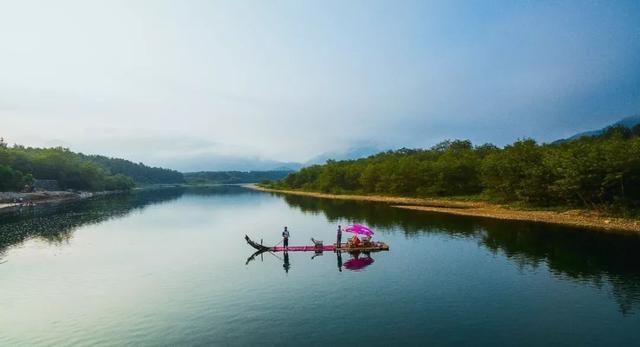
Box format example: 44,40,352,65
244,235,389,253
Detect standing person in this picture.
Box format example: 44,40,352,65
336,225,342,249
282,226,290,249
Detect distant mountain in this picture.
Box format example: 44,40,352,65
164,146,383,172
272,166,299,171
305,146,384,165
565,114,640,141
161,154,303,172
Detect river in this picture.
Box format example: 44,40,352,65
1,186,639,346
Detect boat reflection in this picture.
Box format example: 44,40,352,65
245,249,294,274
245,249,377,272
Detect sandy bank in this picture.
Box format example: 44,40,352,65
245,185,640,234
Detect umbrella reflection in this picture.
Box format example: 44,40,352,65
342,252,374,271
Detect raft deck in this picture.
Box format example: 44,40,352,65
245,235,389,253
270,243,389,252
269,243,389,252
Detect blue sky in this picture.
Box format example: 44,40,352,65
1,1,639,170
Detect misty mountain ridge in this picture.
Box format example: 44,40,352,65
564,114,640,141
304,145,385,165
165,146,384,172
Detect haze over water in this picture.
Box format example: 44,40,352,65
1,186,639,346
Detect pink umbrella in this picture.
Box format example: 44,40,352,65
345,224,374,237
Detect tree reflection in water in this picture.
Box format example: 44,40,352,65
0,188,186,261
280,193,640,315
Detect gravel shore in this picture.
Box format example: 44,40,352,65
0,191,111,211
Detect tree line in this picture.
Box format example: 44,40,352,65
267,125,640,212
81,154,184,186
184,170,292,185
0,139,184,192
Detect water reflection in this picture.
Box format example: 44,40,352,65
2,186,640,320
279,193,640,314
343,251,375,271
245,248,378,273
183,184,263,196
0,187,186,261
283,252,291,273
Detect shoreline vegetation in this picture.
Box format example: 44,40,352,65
246,184,640,234
256,126,640,234
0,138,186,212
0,138,184,193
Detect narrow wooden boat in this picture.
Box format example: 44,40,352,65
244,235,271,252
244,235,389,252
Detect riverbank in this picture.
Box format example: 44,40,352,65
245,185,640,234
0,191,119,212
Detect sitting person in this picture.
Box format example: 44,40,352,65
311,238,323,250
350,234,361,247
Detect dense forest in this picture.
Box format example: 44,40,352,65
267,125,640,213
184,170,292,185
0,140,184,192
81,155,185,185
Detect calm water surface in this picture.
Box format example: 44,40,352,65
1,186,639,346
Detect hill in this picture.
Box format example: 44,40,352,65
0,139,184,192
566,114,640,141
184,170,292,185
304,146,384,165
81,154,184,185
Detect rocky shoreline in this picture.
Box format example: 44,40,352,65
0,191,118,211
